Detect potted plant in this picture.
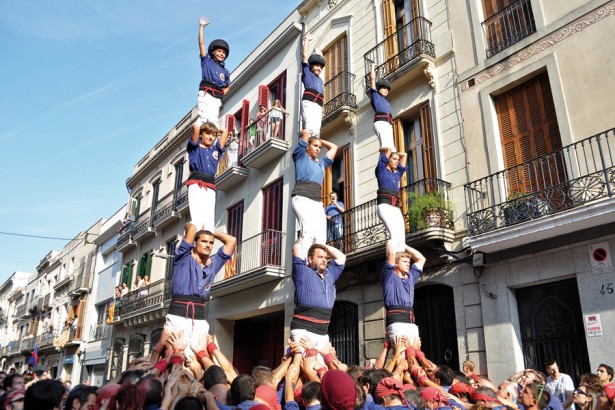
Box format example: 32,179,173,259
406,192,454,230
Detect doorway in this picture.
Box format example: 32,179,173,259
233,311,284,374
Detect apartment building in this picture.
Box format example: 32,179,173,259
109,0,614,381
0,271,33,372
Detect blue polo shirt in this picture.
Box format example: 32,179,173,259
375,153,406,191
380,262,421,308
292,138,333,184
187,140,225,176
200,54,230,89
369,88,392,114
302,62,324,93
325,202,345,224
292,256,344,309
172,240,231,298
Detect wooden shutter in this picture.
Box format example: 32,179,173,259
392,119,409,215
496,72,563,196
259,85,270,109
241,99,250,138
342,145,353,210
145,250,153,279
382,0,399,60
226,114,235,133
321,167,333,205
262,178,283,266
225,201,244,278
420,103,437,191
410,0,421,39
75,299,87,339
323,35,348,99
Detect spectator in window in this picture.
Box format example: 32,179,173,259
257,106,268,144
269,100,288,139
325,192,345,243
247,119,256,152
227,133,240,167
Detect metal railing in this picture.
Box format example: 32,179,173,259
43,293,51,308
117,279,168,317
132,210,152,236
482,0,536,58
216,229,286,283
364,17,434,88
90,322,110,341
323,71,357,120
71,273,93,293
39,332,56,348
328,179,452,253
175,184,188,210
152,192,176,225
15,303,27,318
465,128,615,236
9,341,21,354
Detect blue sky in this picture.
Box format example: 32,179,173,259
0,0,300,283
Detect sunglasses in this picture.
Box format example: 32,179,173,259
575,389,590,397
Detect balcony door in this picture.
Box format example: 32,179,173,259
323,35,348,103
383,0,420,63
496,72,565,198
262,179,283,266
225,201,244,278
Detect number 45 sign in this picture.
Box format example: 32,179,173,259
588,242,613,275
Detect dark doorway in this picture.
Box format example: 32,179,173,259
329,301,359,365
414,285,459,370
516,279,589,381
233,311,284,374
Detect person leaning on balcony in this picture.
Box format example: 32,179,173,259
291,133,338,259
375,148,408,253
369,64,395,153
380,239,426,347
195,16,230,127
325,191,345,242
186,122,229,232
164,222,237,359
290,241,346,355
269,99,288,139
300,32,325,139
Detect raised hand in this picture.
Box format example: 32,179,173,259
199,17,209,27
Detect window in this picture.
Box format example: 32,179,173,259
382,0,421,61
131,194,142,221
110,338,125,378
262,178,283,266
120,261,135,289
482,0,536,57
223,202,243,278
495,72,563,196
127,334,145,363
174,161,185,193
267,72,287,139
150,328,163,353
135,251,154,282
151,180,161,210
322,145,353,209
165,240,177,281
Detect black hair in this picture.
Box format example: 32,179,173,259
119,369,145,384
251,366,273,387
359,368,391,398
302,381,321,404
174,397,204,410
230,374,255,404
64,385,97,410
24,379,65,410
136,375,163,406
203,365,227,389
403,390,424,409
3,374,22,390
435,365,453,386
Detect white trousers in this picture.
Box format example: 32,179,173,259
374,121,396,152
387,323,419,345
188,184,216,232
290,328,330,365
301,100,323,137
165,314,210,358
197,91,222,127
377,203,406,252
292,195,327,259
228,150,238,167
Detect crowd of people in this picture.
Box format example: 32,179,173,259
2,333,614,410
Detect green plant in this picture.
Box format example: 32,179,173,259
406,192,454,230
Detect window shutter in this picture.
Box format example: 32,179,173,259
382,0,399,62
262,179,283,266
225,201,244,279
258,85,270,109
420,103,437,188
241,99,250,138
226,114,236,133
145,250,153,279
392,119,409,215
342,145,353,210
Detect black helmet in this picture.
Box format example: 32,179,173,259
376,79,391,90
208,39,229,58
308,54,325,67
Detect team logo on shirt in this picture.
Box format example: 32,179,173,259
220,73,226,82
213,152,219,160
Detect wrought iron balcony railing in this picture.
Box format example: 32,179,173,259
175,184,189,210
152,192,176,225
215,229,286,283
364,17,434,89
482,0,536,58
323,71,357,120
39,332,56,348
465,128,615,236
328,178,452,253
132,210,152,238
117,279,169,318
15,303,27,318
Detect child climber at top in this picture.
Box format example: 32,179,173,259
300,33,326,139
196,16,230,127
369,63,396,152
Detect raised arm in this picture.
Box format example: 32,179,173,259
325,244,346,265
370,63,377,90
302,32,312,63
385,240,397,265
293,241,305,259
321,139,338,161
218,128,230,149
184,222,198,244
198,17,209,58
398,151,408,168
192,124,201,144
213,230,237,256
404,244,426,271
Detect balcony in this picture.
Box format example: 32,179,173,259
39,332,56,349
115,279,171,326
117,227,137,252
215,153,249,191
482,0,536,58
65,326,84,347
89,322,110,341
364,17,435,90
41,293,52,311
211,229,286,297
15,303,27,318
240,111,290,170
21,337,35,353
69,273,92,296
8,340,21,355
54,274,72,291
152,192,180,230
328,179,453,264
175,184,189,214
322,71,357,130
465,128,615,253
132,210,155,241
